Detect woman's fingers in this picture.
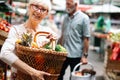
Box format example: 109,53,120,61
39,78,44,80
31,70,50,80
46,34,56,40
41,71,51,76
46,33,52,39
32,76,44,80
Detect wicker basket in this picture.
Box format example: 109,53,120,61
15,32,67,80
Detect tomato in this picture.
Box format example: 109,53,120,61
0,26,4,30
0,19,11,32
4,27,9,32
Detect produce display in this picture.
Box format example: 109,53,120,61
109,32,120,42
108,32,120,61
0,17,11,45
0,17,11,32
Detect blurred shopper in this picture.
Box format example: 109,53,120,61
93,16,105,48
94,15,106,58
95,16,105,32
58,0,90,80
0,0,57,80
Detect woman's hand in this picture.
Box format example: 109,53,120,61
46,33,57,40
31,69,51,80
12,59,51,80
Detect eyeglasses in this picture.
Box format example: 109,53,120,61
31,4,48,13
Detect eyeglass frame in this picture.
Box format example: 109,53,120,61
30,4,48,13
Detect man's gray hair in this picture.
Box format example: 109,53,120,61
73,0,80,5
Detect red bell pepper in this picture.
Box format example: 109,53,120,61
110,42,120,60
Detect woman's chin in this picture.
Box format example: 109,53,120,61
32,15,42,22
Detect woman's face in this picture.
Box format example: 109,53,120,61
29,3,48,22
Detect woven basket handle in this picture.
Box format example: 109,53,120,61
34,31,56,50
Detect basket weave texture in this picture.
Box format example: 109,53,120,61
15,43,67,80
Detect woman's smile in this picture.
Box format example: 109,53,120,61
33,12,41,20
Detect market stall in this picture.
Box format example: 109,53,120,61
0,18,11,45
0,17,12,80
0,18,11,80
104,32,120,80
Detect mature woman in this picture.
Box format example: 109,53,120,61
0,0,56,80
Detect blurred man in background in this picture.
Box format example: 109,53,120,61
58,0,90,80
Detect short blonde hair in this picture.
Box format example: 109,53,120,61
28,0,51,11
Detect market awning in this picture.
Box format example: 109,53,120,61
86,4,120,13
78,5,92,12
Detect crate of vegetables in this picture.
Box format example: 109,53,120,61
106,32,120,71
15,32,67,80
105,70,120,80
0,18,11,44
0,30,8,41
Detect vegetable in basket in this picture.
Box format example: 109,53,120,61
43,43,52,49
16,33,67,53
44,43,67,52
55,44,67,52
